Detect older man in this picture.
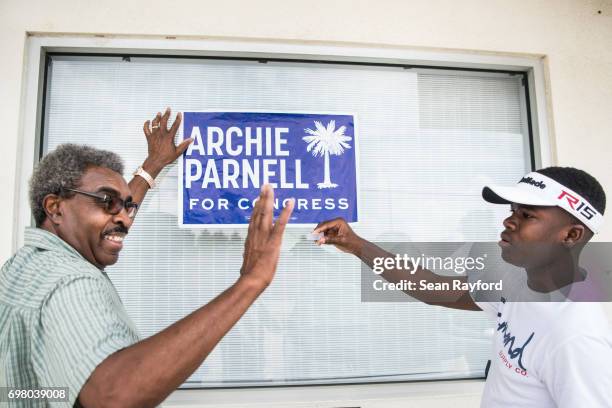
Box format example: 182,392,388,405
0,108,294,407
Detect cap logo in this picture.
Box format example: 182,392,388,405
558,190,598,220
519,176,546,189
558,190,579,210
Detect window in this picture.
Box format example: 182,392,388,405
42,54,531,387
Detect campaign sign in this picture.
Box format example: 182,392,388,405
179,112,358,227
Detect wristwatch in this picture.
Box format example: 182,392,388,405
134,166,156,189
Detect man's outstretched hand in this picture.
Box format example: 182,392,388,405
142,107,193,178
313,217,365,255
78,185,294,408
240,185,294,288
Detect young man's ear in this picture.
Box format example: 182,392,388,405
42,194,63,225
562,224,586,247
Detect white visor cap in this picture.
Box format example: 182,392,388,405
482,172,604,233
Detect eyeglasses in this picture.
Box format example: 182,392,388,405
63,188,139,219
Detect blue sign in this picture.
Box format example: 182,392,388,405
179,112,359,226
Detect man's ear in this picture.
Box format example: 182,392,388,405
42,194,63,225
562,224,586,248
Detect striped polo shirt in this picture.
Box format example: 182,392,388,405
0,227,140,407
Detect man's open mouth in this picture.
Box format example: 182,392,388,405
499,232,512,247
102,228,128,248
104,233,126,243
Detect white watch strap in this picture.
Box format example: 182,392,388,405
134,166,156,189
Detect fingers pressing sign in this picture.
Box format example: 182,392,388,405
312,217,363,255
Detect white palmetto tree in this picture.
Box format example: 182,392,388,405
303,120,352,189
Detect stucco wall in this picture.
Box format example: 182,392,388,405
1,1,610,405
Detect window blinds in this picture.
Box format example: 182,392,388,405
43,56,530,387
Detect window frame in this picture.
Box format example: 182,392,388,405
13,34,552,401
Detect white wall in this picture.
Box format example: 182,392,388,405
1,0,611,406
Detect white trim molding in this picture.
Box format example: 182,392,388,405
163,379,485,407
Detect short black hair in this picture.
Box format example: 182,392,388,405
536,166,606,215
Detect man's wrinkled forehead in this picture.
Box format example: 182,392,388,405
78,166,131,198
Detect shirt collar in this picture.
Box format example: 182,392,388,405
24,227,90,263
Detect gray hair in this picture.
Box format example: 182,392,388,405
29,144,124,226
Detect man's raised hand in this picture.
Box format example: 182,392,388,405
313,217,365,255
240,185,294,288
142,107,193,177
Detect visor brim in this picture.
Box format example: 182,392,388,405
482,185,556,206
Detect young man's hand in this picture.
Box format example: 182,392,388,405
240,185,294,288
313,217,365,256
142,107,193,178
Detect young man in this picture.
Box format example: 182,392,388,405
0,109,294,407
314,167,612,407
